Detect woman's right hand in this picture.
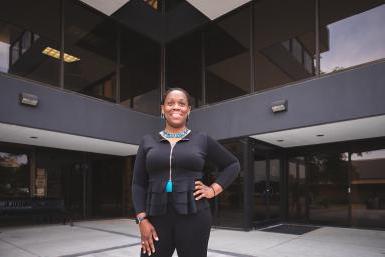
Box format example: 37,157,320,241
139,219,159,256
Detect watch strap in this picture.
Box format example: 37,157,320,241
135,215,147,224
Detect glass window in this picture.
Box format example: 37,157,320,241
292,38,303,64
269,159,281,219
21,31,32,55
288,157,307,220
119,26,161,115
0,0,61,86
320,2,385,74
307,152,350,226
10,40,21,66
205,139,244,228
254,158,267,221
351,149,385,228
165,0,184,12
0,151,30,198
282,40,291,51
205,5,251,104
254,0,316,91
64,1,117,102
304,51,313,74
143,0,160,11
166,31,203,108
142,0,184,12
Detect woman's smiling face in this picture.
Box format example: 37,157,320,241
161,90,191,128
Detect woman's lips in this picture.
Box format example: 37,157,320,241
170,112,182,118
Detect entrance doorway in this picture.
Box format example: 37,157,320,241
287,142,385,229
252,140,282,227
350,149,385,228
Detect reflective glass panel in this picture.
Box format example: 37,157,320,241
351,149,385,227
119,26,161,115
0,151,29,198
0,0,60,86
307,152,349,226
269,159,280,219
166,31,202,108
206,139,244,228
205,5,251,104
320,2,385,74
288,157,307,220
254,158,267,220
64,1,117,102
253,0,316,91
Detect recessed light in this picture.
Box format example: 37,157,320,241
277,139,284,142
316,134,324,137
30,136,38,139
42,47,80,63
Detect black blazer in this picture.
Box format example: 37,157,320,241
132,130,240,216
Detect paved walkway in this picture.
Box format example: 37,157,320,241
1,219,384,257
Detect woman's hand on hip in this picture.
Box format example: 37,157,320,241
139,219,159,256
194,180,215,200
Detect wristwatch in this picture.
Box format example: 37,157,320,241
135,215,147,224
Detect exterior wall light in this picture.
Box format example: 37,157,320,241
271,99,287,113
19,92,39,107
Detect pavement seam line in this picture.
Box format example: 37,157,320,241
0,237,42,257
56,242,141,257
208,248,258,257
73,224,140,238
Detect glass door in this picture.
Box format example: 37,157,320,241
253,155,268,222
307,152,350,226
208,139,244,229
350,150,385,228
287,143,385,229
288,157,307,221
253,149,281,226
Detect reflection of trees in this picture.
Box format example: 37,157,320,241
0,159,29,198
320,66,345,75
306,152,355,207
307,152,349,185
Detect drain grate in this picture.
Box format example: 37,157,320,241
260,224,320,235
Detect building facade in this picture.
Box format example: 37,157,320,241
1,0,385,230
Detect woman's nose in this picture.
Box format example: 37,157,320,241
172,105,181,110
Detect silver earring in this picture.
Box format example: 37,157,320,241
161,112,165,119
187,113,190,121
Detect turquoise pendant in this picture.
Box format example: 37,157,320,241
165,179,173,192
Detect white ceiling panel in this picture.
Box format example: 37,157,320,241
0,123,138,156
186,0,252,20
250,115,385,148
79,0,130,16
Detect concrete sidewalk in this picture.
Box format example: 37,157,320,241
0,219,384,257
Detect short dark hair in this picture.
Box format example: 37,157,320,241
161,87,191,106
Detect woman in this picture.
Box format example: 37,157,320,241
132,88,240,257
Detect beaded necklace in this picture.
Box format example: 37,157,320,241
160,128,190,138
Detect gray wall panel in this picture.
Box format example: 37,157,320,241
1,60,384,144
188,60,385,140
0,74,158,145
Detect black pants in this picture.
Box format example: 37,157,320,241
140,196,212,257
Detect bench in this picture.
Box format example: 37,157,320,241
0,198,73,226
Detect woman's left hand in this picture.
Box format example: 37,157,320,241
194,181,215,200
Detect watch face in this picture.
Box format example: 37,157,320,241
136,216,146,224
